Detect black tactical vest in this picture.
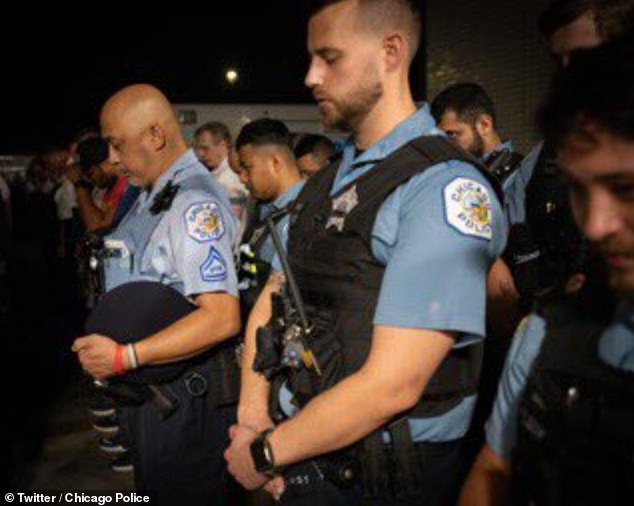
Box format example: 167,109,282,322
284,135,501,416
485,147,523,186
504,144,587,305
513,295,634,505
238,202,296,324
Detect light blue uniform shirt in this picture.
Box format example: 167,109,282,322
104,149,239,298
257,180,305,265
502,142,543,225
275,105,507,442
485,299,634,460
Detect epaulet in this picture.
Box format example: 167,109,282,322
150,180,180,215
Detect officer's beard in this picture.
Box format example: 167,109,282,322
467,127,485,158
318,66,384,134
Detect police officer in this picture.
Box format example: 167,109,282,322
430,82,526,463
293,134,337,178
72,84,241,505
430,82,523,185
498,0,634,311
459,38,634,506
225,2,506,505
234,118,305,325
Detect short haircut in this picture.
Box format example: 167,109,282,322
538,37,634,150
194,121,232,146
430,82,497,127
294,134,337,163
235,118,293,152
309,0,422,61
538,0,634,40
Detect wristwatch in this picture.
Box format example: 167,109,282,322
250,428,279,477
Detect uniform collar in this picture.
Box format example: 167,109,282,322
338,104,440,176
260,179,305,218
273,180,304,209
140,149,199,207
483,140,514,164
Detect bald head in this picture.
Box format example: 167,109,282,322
101,84,187,187
101,84,181,140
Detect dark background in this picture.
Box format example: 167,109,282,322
0,7,426,155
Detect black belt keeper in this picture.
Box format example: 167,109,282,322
389,417,424,499
360,432,390,498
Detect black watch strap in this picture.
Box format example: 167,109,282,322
250,428,278,477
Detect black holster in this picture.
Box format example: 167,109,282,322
206,344,241,408
102,382,180,420
253,323,281,379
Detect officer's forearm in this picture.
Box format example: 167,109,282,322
458,444,511,506
134,292,240,366
238,274,282,429
267,368,391,466
268,326,455,466
487,258,523,340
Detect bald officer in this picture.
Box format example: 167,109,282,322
73,85,241,505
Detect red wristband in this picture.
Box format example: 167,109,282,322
114,344,125,375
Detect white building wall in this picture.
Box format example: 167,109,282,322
173,103,342,144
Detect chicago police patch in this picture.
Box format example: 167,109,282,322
200,246,227,282
185,201,224,243
444,177,493,240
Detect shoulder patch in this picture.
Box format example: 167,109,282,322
200,246,228,282
443,177,493,241
185,201,224,243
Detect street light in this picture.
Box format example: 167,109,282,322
225,69,239,84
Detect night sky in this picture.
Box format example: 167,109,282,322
0,7,425,155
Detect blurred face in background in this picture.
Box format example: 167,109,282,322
549,11,602,66
436,110,486,157
194,131,229,170
45,149,70,181
85,160,119,188
560,129,634,299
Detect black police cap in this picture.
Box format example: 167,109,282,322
85,281,196,384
